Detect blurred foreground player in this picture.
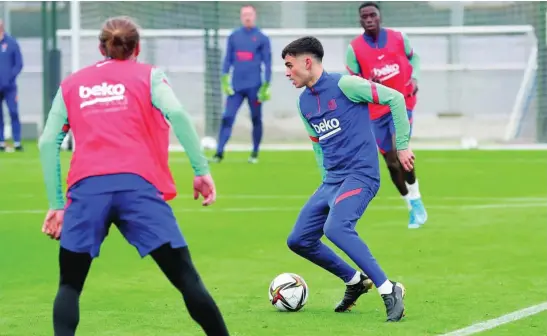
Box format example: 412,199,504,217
283,36,411,322
38,16,230,336
212,5,272,164
346,2,427,229
0,19,23,151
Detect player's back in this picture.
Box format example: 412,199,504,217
299,72,380,183
61,59,176,199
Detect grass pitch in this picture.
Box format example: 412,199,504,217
1,146,546,335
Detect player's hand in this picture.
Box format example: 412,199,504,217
397,149,415,172
42,209,64,240
221,74,234,96
193,174,217,206
410,78,418,96
258,83,271,102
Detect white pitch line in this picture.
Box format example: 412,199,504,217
0,202,545,215
440,302,547,336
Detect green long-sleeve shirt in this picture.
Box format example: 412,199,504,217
298,73,410,181
345,31,421,81
38,68,209,210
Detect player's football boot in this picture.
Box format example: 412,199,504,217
209,153,223,163
334,273,373,312
14,144,24,152
248,152,259,164
381,281,406,322
408,211,420,229
409,198,427,227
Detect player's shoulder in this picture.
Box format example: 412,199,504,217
326,72,347,89
385,27,407,39
230,27,244,36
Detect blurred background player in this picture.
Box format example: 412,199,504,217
38,16,230,336
283,36,412,322
212,5,272,164
345,2,427,229
0,19,23,152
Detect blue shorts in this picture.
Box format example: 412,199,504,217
371,110,413,154
61,175,186,258
291,175,379,239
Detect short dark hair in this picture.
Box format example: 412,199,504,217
359,2,380,12
281,36,324,61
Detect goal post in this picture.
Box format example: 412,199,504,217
57,24,537,149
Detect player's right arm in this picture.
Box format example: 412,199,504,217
221,33,235,95
38,88,69,210
150,68,210,177
222,33,234,75
344,44,361,77
297,100,326,181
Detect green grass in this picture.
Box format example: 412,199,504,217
1,146,546,336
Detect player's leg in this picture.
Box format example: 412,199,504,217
324,176,405,321
0,92,5,151
149,244,229,336
373,113,423,228
287,184,369,294
114,183,229,335
213,91,245,162
246,86,263,163
372,114,408,196
54,189,114,335
400,110,427,226
4,88,22,151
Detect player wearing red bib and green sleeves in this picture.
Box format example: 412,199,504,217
38,16,229,336
345,2,427,229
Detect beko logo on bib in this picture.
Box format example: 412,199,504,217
372,64,400,81
79,82,127,109
312,118,342,140
79,83,125,99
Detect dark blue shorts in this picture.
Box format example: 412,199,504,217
61,175,186,258
291,175,379,238
371,109,413,154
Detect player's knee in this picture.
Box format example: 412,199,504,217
384,153,400,171
323,222,341,242
221,115,235,128
8,107,19,119
286,233,311,252
251,115,262,127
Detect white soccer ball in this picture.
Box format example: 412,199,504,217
268,273,309,312
200,136,217,150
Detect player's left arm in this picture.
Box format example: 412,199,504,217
150,68,210,176
258,34,272,102
338,75,410,150
402,32,420,82
261,34,272,84
344,44,361,76
38,88,69,210
10,38,23,82
297,100,326,181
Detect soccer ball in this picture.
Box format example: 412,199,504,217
268,273,309,312
200,136,217,150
